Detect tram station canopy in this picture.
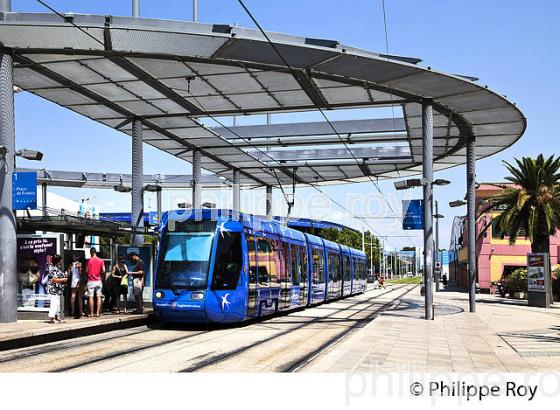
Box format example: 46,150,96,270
0,13,526,186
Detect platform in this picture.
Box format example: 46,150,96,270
303,288,560,372
0,311,150,350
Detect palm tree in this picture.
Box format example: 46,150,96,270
483,154,560,253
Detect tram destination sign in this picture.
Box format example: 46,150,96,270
12,172,37,211
402,199,424,230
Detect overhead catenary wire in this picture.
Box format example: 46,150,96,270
237,0,415,247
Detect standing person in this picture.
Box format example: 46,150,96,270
129,252,145,314
379,275,385,289
103,261,117,312
86,247,105,317
46,255,67,324
111,257,129,313
69,260,84,318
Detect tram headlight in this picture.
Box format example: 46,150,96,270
155,291,164,299
191,292,205,300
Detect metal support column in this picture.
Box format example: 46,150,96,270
422,102,434,320
41,182,47,217
369,238,373,277
0,0,17,323
131,119,144,246
467,136,477,312
232,168,240,219
435,200,440,292
192,149,202,218
265,185,272,219
156,186,162,228
193,0,198,22
132,0,140,17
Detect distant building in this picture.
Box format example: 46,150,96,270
449,183,560,290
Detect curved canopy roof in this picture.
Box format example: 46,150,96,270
0,12,526,186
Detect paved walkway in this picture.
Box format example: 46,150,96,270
303,286,560,372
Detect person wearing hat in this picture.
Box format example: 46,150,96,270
129,252,145,314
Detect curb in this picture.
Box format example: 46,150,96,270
0,316,150,351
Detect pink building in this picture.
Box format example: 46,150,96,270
449,184,560,290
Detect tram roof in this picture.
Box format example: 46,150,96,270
1,12,526,186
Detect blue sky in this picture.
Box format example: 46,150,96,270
12,0,560,250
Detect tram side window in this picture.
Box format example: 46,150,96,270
283,242,292,284
246,234,257,284
328,252,340,281
358,259,365,280
300,247,308,284
257,238,272,287
211,232,242,290
274,240,289,285
312,247,325,283
343,255,351,282
291,245,300,285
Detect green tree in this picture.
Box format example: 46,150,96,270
483,154,560,253
319,228,381,272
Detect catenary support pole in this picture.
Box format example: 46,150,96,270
232,168,240,219
156,186,162,228
132,0,140,17
131,119,144,246
0,0,16,323
370,238,373,277
265,185,272,219
193,0,198,22
192,149,202,219
41,182,47,217
467,136,477,312
435,200,440,292
422,102,434,320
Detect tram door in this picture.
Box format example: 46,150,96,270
246,234,258,317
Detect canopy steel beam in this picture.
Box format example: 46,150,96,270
16,168,230,189
212,118,406,140
249,146,411,162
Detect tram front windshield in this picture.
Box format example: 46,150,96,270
156,220,216,290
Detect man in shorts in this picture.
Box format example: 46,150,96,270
86,247,105,317
129,252,145,314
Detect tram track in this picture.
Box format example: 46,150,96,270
179,285,411,372
0,285,412,372
0,327,152,365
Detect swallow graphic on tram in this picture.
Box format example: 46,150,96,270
152,209,368,324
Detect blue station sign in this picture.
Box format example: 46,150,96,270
402,199,424,230
12,172,37,210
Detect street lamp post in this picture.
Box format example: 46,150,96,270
434,200,444,292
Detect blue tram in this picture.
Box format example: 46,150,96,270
152,209,367,323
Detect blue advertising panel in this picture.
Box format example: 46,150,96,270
402,199,424,230
12,172,37,210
